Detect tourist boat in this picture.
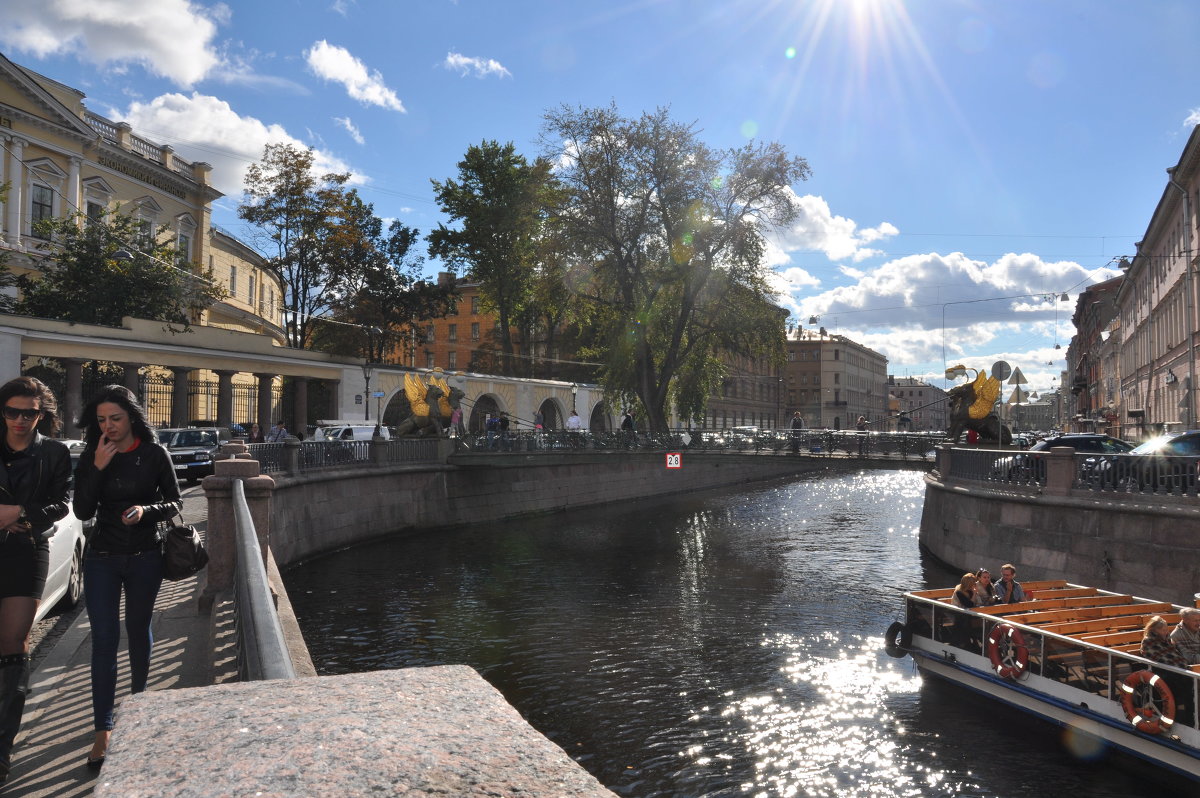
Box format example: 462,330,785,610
883,580,1200,780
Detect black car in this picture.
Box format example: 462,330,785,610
992,433,1133,483
158,427,230,484
1097,431,1200,494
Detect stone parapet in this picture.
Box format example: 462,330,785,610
95,666,616,797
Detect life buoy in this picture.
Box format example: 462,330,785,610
986,623,1029,679
884,621,912,658
1119,670,1176,735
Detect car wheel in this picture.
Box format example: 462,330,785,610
59,544,84,609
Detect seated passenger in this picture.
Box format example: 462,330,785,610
973,568,998,606
1142,615,1189,669
952,573,978,609
1170,608,1200,664
994,563,1027,604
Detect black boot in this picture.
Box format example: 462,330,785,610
0,653,31,786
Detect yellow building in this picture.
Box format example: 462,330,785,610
0,50,288,427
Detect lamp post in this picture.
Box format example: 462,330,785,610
362,326,382,423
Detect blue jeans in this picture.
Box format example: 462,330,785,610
84,549,163,731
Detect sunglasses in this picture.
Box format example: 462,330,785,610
2,406,41,421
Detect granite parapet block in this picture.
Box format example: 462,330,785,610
96,665,616,798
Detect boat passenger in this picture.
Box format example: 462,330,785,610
972,568,998,606
1170,608,1200,664
952,573,978,609
994,563,1027,604
1141,615,1189,669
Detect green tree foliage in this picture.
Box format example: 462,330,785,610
313,192,456,363
14,210,224,329
428,140,557,375
239,143,355,349
540,104,809,431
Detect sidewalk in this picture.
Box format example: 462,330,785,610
3,492,232,797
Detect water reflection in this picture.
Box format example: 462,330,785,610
287,470,1194,797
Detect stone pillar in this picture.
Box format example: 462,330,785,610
326,378,340,421
201,454,274,612
67,156,82,224
169,367,193,428
62,358,84,432
5,137,24,246
215,370,236,430
255,373,275,433
292,376,308,437
120,362,141,398
0,329,22,383
1043,447,1075,497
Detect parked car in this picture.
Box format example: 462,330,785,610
1097,431,1200,493
35,504,86,623
157,427,231,484
991,433,1134,482
318,425,390,442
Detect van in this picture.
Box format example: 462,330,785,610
318,425,390,442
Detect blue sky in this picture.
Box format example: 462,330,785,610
3,0,1198,396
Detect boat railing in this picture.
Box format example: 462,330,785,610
904,588,1200,730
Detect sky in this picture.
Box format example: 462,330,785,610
2,0,1198,397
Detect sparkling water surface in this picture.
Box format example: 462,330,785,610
285,470,1196,798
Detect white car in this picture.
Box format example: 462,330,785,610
35,503,86,623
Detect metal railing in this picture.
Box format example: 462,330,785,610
231,478,295,682
455,428,938,460
249,438,442,474
947,447,1200,498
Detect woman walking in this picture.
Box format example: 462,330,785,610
0,377,71,785
73,385,180,769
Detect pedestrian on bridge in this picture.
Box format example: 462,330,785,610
73,385,182,771
0,377,70,786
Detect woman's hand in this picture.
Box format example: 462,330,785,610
0,504,21,528
120,506,143,525
94,437,119,471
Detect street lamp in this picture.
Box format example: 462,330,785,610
570,383,578,412
362,326,383,423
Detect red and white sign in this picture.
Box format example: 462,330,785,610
666,452,682,469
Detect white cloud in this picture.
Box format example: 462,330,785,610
305,40,405,111
331,0,355,16
765,191,898,264
0,0,224,87
1185,108,1200,128
443,51,512,79
335,116,365,145
116,92,364,197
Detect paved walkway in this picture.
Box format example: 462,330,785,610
3,488,231,797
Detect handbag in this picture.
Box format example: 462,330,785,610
160,509,209,582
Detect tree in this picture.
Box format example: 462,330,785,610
428,141,556,375
239,143,356,349
14,209,223,329
540,104,809,432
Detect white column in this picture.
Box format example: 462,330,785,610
5,137,24,246
68,156,82,220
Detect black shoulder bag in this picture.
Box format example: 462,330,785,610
160,508,209,581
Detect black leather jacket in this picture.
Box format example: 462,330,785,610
73,439,182,554
0,433,71,538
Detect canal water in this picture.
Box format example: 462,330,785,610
286,470,1195,798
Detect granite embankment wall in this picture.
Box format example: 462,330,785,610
920,469,1200,606
269,452,922,568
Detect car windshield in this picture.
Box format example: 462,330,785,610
172,430,217,447
1130,434,1179,455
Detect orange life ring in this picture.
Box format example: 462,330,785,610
1119,670,1176,735
986,623,1029,679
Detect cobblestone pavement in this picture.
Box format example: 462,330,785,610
27,484,209,673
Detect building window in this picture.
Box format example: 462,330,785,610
249,275,256,308
471,322,480,341
425,325,435,343
471,296,480,314
176,233,191,265
30,185,53,238
448,351,457,369
86,201,105,225
425,351,435,368
448,324,457,342
834,350,840,360
230,265,237,299
834,373,840,384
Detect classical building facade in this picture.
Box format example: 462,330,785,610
886,376,947,432
0,51,291,429
783,329,888,430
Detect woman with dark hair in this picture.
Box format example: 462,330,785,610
0,376,70,785
73,385,181,770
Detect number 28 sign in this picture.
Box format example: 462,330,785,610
666,452,682,469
